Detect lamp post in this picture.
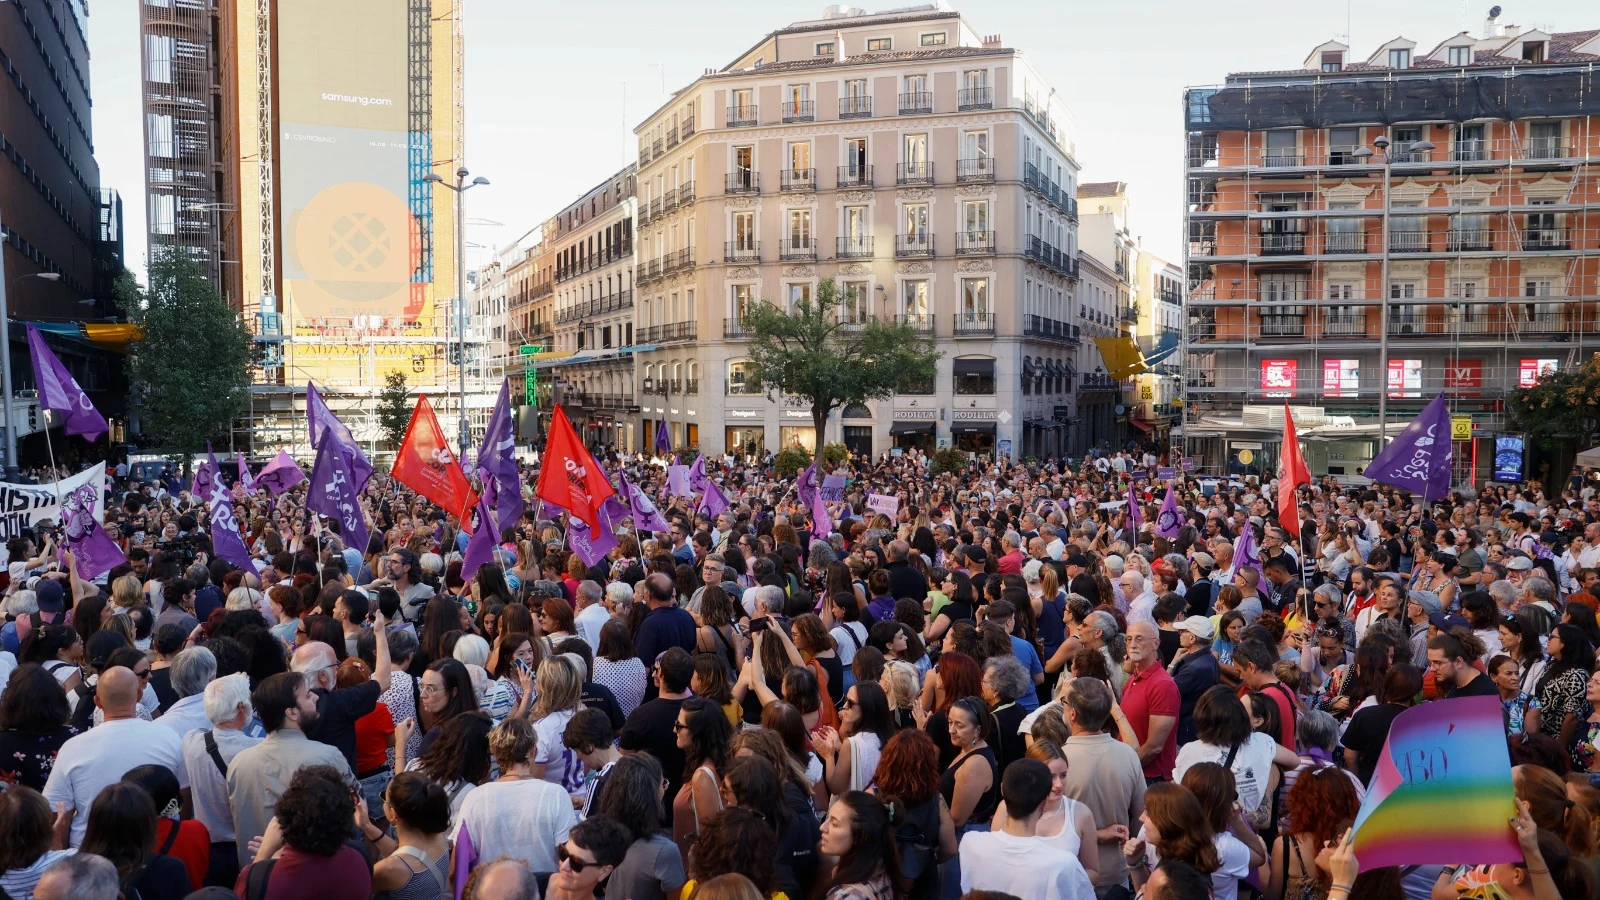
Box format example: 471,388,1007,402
1353,135,1433,443
425,168,489,456
0,268,62,478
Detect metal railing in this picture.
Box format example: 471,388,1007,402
1522,138,1570,160
1260,230,1307,255
953,312,995,335
955,231,994,255
836,236,874,259
724,317,753,339
1322,312,1367,335
956,157,994,182
1388,230,1429,252
727,105,758,127
839,95,872,119
682,113,695,136
666,127,679,148
679,181,695,205
725,172,759,194
1324,229,1367,253
1445,229,1493,252
897,161,933,185
779,239,817,261
780,168,816,192
641,322,698,344
957,87,992,110
684,379,700,395
1024,315,1080,342
837,164,873,188
724,241,760,263
895,233,934,257
652,138,663,157
781,100,815,123
1262,152,1304,168
898,91,933,114
1523,227,1570,250
897,314,934,333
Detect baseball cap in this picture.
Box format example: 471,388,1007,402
1507,557,1534,571
1190,551,1215,573
1173,616,1215,641
1429,612,1471,632
35,578,65,613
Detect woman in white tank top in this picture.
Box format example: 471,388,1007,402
988,741,1101,884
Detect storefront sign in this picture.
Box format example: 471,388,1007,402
727,409,758,419
1322,359,1359,398
1386,359,1422,398
782,409,810,419
893,410,936,421
951,410,997,421
1519,359,1559,388
1445,360,1483,396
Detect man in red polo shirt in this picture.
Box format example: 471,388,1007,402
1118,621,1179,783
1234,639,1297,748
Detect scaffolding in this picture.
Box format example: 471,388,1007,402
1182,64,1600,472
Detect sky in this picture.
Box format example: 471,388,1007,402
89,0,1592,280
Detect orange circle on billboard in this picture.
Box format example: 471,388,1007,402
295,181,412,292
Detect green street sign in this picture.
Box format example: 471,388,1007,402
524,368,537,406
518,344,542,356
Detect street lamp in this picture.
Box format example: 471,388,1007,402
425,168,490,456
1353,134,1434,443
0,270,62,477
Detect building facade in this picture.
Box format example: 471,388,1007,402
1184,15,1600,481
1132,253,1183,441
632,5,1082,460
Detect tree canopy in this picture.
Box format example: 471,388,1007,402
117,249,253,465
741,278,939,439
377,371,411,450
1507,355,1600,443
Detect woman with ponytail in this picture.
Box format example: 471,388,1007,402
817,791,905,900
363,771,452,900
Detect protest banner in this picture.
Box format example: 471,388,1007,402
866,493,900,517
0,463,107,542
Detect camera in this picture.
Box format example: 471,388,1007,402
155,536,197,566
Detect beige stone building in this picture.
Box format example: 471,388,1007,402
632,4,1084,460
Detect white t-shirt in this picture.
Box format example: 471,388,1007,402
1172,732,1278,815
959,830,1095,900
455,779,576,874
1141,829,1251,900
532,708,580,793
43,718,189,846
830,622,867,666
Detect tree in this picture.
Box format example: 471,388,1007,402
1507,355,1600,443
117,249,252,471
377,371,411,449
742,278,940,442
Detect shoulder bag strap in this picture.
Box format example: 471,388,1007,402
245,858,277,900
204,730,229,778
156,819,181,856
842,623,864,651
1223,741,1241,769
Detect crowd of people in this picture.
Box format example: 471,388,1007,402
0,443,1593,900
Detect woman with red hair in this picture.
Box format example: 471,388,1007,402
920,651,982,769
868,729,956,900
1262,764,1362,900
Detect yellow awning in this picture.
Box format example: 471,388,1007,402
82,324,143,347
1094,336,1148,380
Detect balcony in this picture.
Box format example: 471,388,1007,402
897,161,934,185
782,100,815,123
839,95,872,119
724,317,753,339
898,314,934,333
679,181,695,204
1024,315,1079,343
685,379,700,395
641,322,698,344
953,312,995,336
837,164,873,188
637,204,651,227
780,168,817,192
836,236,875,259
1523,227,1570,251
682,113,696,137
727,105,758,128
956,157,995,182
648,198,662,220
898,91,933,114
1324,227,1367,254
895,233,934,258
1521,138,1569,160
1259,314,1306,338
1260,228,1307,255
1446,229,1493,252
1390,230,1429,252
666,127,679,148
955,230,995,255
1451,140,1487,162
652,139,663,158
661,247,695,276
1322,312,1367,335
957,86,992,110
724,241,760,264
639,143,651,165
1262,152,1304,168
779,239,817,261
725,172,759,195
662,188,676,213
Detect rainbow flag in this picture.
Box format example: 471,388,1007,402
1349,695,1520,871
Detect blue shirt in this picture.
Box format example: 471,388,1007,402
1009,635,1044,712
634,604,697,670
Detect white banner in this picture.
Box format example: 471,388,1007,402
0,463,107,542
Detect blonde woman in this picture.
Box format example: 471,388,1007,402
529,656,586,795
225,586,266,620
109,575,143,614
879,659,921,730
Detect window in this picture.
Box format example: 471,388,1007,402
732,89,754,116
788,209,812,249
963,69,988,89
788,141,811,172
728,361,757,395
602,326,613,349
1388,48,1411,69
1259,272,1308,337
902,280,929,317
867,37,891,51
844,137,867,172
1264,130,1297,166
1320,51,1343,72
903,203,929,236
1447,45,1471,66
904,73,928,94
1522,41,1546,63
960,279,989,317
962,129,990,159
842,281,870,324
1328,127,1359,164
1454,123,1486,161
962,200,989,234
844,206,868,241
732,212,755,249
844,78,867,99
788,282,812,312
731,284,754,322
903,133,928,165
815,41,835,57
1530,122,1562,159
953,358,996,395
919,32,946,46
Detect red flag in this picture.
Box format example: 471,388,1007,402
392,395,480,531
1278,402,1311,538
536,405,615,529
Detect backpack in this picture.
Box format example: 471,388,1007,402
890,797,940,881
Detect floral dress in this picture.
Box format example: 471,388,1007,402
1570,719,1600,774
1536,668,1589,739
0,726,81,791
1502,692,1540,735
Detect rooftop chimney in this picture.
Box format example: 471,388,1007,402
1484,5,1504,38
836,29,846,61
982,33,1002,48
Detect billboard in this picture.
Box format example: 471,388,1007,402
1446,359,1483,397
1386,359,1422,398
1493,434,1526,483
1260,359,1296,397
1322,359,1359,398
1519,359,1559,388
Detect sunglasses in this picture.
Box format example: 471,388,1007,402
557,844,600,873
841,698,859,710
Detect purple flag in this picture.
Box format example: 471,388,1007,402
654,418,672,456
568,515,619,568
796,461,820,509
820,475,847,503
1126,482,1143,527
460,493,498,580
798,461,834,537
192,460,216,504
236,455,255,493
307,383,374,489
60,474,123,579
694,480,730,519
256,450,307,496
688,454,709,494
1155,486,1183,539
205,445,255,572
599,491,631,532
622,470,670,534
24,325,107,442
475,380,523,532
1363,392,1454,503
666,464,691,498
308,436,370,557
1235,523,1262,575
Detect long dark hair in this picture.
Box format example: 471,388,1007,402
680,696,732,780
594,752,667,842
1538,624,1596,697
0,664,70,731
425,658,479,725
846,681,895,746
78,782,156,888
416,710,493,787
816,792,905,897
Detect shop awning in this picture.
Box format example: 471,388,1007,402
889,421,935,434
951,422,997,434
1044,361,1060,377
1022,358,1038,377
1026,418,1060,429
1129,419,1155,433
1094,336,1147,380
952,357,995,376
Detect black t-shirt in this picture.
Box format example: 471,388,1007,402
1157,629,1182,668
816,653,844,706
306,680,382,773
1343,702,1408,786
1448,672,1501,698
775,781,820,897
581,680,626,731
619,697,687,797
148,667,179,713
127,853,192,900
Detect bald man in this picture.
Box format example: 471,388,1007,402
288,611,390,772
472,858,541,900
44,666,189,846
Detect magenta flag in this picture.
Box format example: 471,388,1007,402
1362,392,1454,503
654,418,672,456
307,383,374,489
256,450,307,496
568,515,619,568
1234,524,1262,575
192,460,216,504
687,454,709,494
666,464,691,498
475,380,523,531
1125,481,1142,527
695,481,730,519
60,474,123,579
622,470,670,534
24,325,107,441
236,455,255,493
1155,486,1183,539
460,493,498,580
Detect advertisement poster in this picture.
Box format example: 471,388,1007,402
1445,359,1483,396
1322,359,1359,398
1493,435,1526,483
1386,359,1422,398
1260,359,1297,398
1519,359,1558,388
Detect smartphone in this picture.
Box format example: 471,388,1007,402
749,617,771,633
515,658,531,675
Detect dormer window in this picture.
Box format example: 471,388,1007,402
815,41,834,57
867,37,891,52
1522,41,1546,63
1320,51,1343,72
1389,48,1411,69
1448,45,1472,65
